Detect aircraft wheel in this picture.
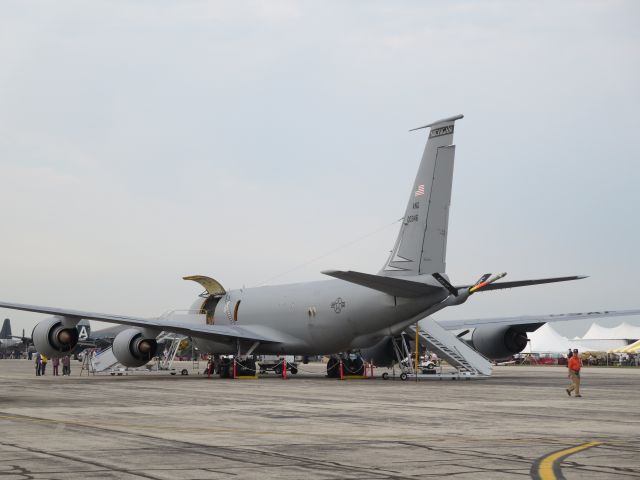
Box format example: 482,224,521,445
346,357,364,376
326,357,340,378
400,373,408,381
381,372,389,380
219,360,232,378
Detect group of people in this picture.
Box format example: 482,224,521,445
34,353,71,376
618,352,638,366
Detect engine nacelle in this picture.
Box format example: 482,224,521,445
112,328,158,368
360,336,395,368
32,317,80,358
470,325,528,360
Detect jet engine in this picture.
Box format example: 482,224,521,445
360,336,396,368
32,317,80,358
112,329,158,368
470,325,528,360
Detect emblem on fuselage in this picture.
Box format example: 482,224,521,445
331,297,346,314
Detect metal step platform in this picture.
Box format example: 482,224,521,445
91,347,120,372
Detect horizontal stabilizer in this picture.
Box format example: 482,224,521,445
458,275,586,292
321,270,444,298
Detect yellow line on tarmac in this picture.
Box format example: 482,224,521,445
531,441,604,480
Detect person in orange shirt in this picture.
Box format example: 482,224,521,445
566,348,583,397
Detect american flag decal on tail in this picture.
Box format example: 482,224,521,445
415,184,425,196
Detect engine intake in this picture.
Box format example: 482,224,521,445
112,329,158,368
470,325,528,360
32,317,80,358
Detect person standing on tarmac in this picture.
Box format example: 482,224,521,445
34,353,41,376
61,355,71,375
566,348,583,397
52,356,60,376
206,356,213,378
40,354,48,375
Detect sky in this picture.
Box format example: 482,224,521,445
1,1,639,338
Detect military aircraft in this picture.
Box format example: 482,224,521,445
0,318,23,350
1,114,637,375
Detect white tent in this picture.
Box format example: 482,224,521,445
528,323,569,353
608,322,640,340
582,323,613,340
572,339,627,352
582,322,640,341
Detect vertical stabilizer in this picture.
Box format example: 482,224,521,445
381,115,462,276
0,318,11,339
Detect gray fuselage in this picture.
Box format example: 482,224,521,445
191,278,448,355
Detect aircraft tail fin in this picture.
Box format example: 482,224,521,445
381,114,462,277
0,318,11,339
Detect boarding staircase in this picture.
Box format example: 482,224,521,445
409,316,493,377
91,347,121,372
157,332,186,370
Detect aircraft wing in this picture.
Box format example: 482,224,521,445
0,301,280,343
437,309,640,330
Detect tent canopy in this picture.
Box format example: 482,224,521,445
528,323,569,353
609,339,640,354
582,322,640,341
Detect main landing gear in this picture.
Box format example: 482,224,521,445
326,355,365,378
216,357,257,378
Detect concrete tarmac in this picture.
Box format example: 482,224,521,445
0,360,639,479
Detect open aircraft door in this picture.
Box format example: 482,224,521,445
183,275,226,325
